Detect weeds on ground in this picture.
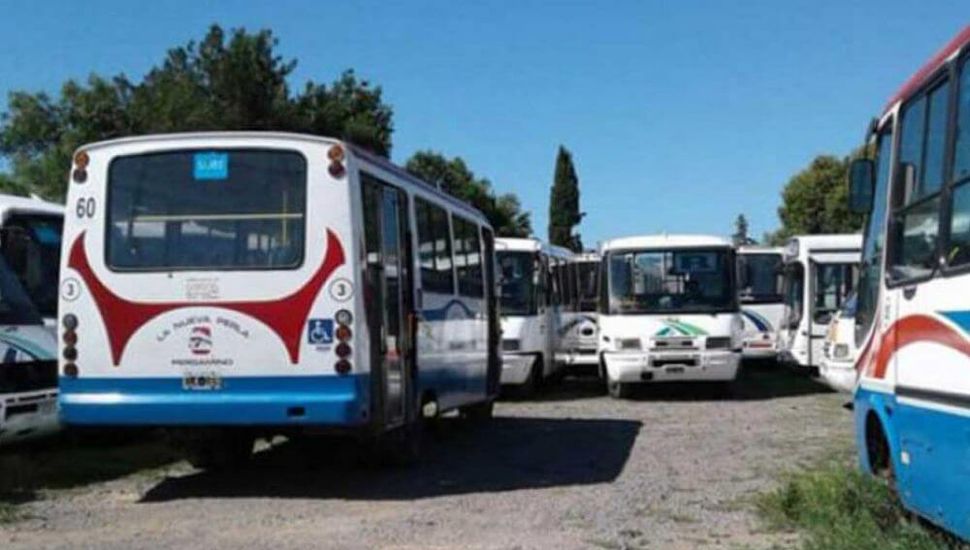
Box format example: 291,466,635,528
757,463,965,550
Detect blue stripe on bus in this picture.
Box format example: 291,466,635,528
939,310,970,334
422,298,476,321
741,310,769,332
59,374,369,427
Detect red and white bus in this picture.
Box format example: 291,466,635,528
57,132,500,466
848,25,970,540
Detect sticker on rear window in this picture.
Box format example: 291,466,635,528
193,152,229,180
307,319,334,345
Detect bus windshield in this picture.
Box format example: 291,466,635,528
1,213,62,318
498,251,537,316
576,261,598,312
106,149,307,271
606,248,735,314
0,252,43,326
813,262,858,319
738,253,783,304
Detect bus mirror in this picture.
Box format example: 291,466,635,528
848,158,874,214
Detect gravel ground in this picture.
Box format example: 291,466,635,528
1,364,852,549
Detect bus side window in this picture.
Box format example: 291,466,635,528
947,57,970,268
889,79,949,281
415,198,455,294
452,215,483,298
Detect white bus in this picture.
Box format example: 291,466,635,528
819,292,858,393
559,251,600,375
736,246,785,360
0,194,62,446
495,238,571,393
57,132,500,466
848,25,970,540
776,234,861,373
597,235,742,398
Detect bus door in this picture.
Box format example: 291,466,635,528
362,175,414,429
808,257,857,367
482,228,500,397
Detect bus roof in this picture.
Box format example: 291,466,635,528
883,25,970,115
0,193,63,220
737,245,783,256
785,234,861,250
495,237,574,259
600,234,732,252
76,131,491,227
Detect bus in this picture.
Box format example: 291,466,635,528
819,292,859,393
776,234,861,373
597,235,742,398
736,246,784,360
559,251,600,376
57,132,500,466
0,194,62,446
847,25,970,540
495,238,571,393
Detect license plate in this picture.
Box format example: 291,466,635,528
183,372,222,390
39,400,57,414
665,366,685,374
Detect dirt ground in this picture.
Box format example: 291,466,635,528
0,364,853,549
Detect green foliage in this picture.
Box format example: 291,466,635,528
405,150,531,237
732,214,756,246
758,463,963,550
548,146,583,252
0,24,393,201
773,155,863,241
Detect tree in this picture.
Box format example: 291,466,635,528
0,25,394,200
731,214,756,247
769,154,863,243
548,146,583,252
405,151,531,237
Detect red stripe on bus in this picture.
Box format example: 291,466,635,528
67,230,345,365
883,25,970,114
866,314,970,380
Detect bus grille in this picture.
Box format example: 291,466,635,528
651,338,697,351
0,361,58,393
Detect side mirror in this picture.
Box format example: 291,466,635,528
848,158,875,214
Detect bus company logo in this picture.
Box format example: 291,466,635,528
189,325,213,355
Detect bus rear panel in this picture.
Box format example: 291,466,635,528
59,135,370,429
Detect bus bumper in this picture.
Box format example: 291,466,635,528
501,353,538,385
819,359,857,393
0,388,60,445
741,338,777,360
58,375,369,427
602,351,740,383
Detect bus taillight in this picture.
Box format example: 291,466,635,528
328,144,346,178
62,313,79,377
334,309,352,374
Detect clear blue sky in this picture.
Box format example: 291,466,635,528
1,1,967,244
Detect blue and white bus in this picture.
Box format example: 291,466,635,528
848,25,970,540
57,133,500,466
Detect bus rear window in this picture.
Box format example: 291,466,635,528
107,149,307,270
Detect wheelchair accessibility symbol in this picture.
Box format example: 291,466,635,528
307,319,334,345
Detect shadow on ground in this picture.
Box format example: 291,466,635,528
516,361,833,403
141,415,640,503
0,430,180,506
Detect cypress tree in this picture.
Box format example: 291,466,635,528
548,146,583,251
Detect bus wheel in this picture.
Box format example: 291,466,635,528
174,430,254,470
460,400,494,425
378,418,424,467
865,413,896,493
516,355,543,397
607,379,631,399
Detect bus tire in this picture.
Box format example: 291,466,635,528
517,354,543,397
175,430,254,470
460,400,494,425
378,418,424,467
607,379,632,399
865,412,895,492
